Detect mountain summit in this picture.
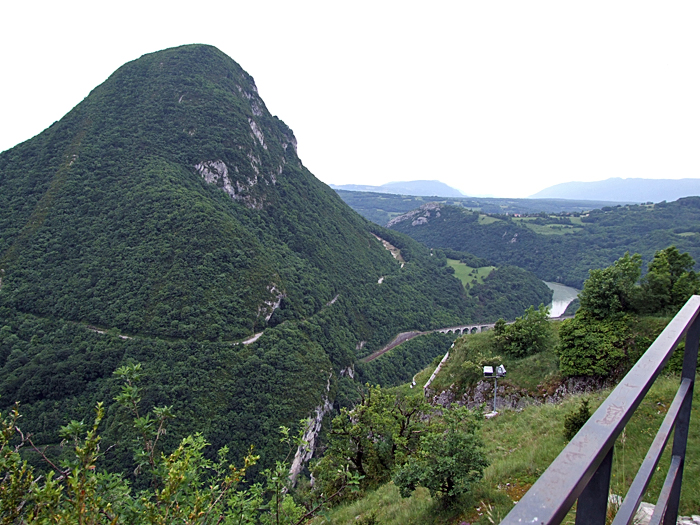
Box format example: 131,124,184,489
0,45,475,464
2,44,463,340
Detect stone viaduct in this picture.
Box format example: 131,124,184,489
434,323,496,335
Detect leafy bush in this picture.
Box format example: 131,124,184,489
557,313,629,377
494,304,552,358
579,253,641,319
393,406,488,506
312,386,425,496
563,398,591,440
638,246,700,314
0,363,359,524
557,248,698,378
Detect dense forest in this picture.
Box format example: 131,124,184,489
388,200,700,288
3,247,697,523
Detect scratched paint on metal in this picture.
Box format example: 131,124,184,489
597,403,625,426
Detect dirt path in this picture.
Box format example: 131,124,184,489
241,332,264,345
86,325,133,340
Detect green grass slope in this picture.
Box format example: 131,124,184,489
314,374,700,524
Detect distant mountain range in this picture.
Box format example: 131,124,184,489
530,178,700,203
331,180,464,198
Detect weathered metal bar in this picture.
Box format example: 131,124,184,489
664,313,700,525
575,447,614,525
649,455,682,525
501,295,700,525
611,379,692,525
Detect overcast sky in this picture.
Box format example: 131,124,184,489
2,1,699,197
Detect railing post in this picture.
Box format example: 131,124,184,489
575,446,614,525
662,314,700,525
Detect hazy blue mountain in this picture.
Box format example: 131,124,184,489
331,179,464,198
530,177,700,203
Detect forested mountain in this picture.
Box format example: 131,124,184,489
334,189,628,226
0,45,548,476
388,199,700,288
530,177,700,202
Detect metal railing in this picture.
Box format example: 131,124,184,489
501,295,700,525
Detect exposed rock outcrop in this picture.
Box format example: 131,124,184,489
258,284,285,322
195,158,271,209
289,374,334,485
386,202,442,228
427,375,617,410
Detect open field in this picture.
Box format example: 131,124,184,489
478,214,501,225
512,217,584,235
446,259,495,289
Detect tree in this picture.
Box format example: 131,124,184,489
494,304,551,358
640,246,700,313
557,308,630,377
0,363,352,525
393,406,488,506
578,252,641,319
312,386,426,496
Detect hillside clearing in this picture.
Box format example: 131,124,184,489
446,259,495,289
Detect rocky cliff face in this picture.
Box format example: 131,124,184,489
427,375,617,411
387,202,442,228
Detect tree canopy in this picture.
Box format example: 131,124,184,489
558,246,699,377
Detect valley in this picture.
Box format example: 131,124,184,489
1,43,699,523
0,44,554,493
386,200,700,288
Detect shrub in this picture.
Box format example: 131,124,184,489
557,313,629,377
393,406,488,506
494,304,551,358
564,398,591,440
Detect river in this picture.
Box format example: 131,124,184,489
544,281,580,317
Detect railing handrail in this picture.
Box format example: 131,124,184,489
501,295,700,525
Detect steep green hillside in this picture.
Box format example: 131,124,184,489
0,45,481,473
0,44,408,341
388,201,700,287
